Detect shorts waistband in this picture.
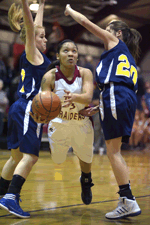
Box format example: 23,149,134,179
97,82,134,92
17,98,32,103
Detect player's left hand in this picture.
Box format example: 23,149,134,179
62,90,74,107
29,111,49,124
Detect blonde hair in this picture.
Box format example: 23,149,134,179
8,3,44,43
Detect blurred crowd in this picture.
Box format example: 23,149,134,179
0,53,150,151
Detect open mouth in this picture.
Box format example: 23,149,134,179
68,59,74,62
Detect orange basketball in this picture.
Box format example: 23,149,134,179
32,91,61,122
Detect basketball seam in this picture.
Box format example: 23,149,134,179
34,92,61,121
51,101,61,112
46,101,61,120
47,92,53,118
45,92,54,120
32,104,45,116
39,92,53,113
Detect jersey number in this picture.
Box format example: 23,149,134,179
19,69,25,93
70,103,75,110
116,54,137,85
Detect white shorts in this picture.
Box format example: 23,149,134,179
48,120,94,164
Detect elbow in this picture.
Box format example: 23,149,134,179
80,17,88,27
86,96,93,105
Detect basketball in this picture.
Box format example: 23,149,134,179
32,91,61,122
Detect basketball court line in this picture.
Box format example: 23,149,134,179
0,194,149,218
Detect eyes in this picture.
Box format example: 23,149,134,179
63,49,77,53
40,35,45,39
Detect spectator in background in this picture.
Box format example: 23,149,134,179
141,81,150,117
129,110,145,149
0,79,9,137
129,109,149,150
84,55,94,74
0,55,7,82
77,55,85,67
143,117,150,146
136,67,145,111
7,56,21,107
4,57,15,88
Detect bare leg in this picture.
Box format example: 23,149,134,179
105,137,129,185
1,148,23,180
13,153,38,179
79,159,91,173
105,137,141,219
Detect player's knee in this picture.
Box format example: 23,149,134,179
22,154,38,166
10,155,21,166
31,155,38,165
106,150,120,161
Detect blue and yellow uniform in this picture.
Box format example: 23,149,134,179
96,40,138,143
7,51,50,156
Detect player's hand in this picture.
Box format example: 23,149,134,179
64,4,71,16
62,90,73,107
39,0,45,4
29,112,49,124
79,105,99,117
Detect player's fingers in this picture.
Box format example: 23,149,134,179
64,97,72,102
63,95,71,99
30,111,36,120
64,90,70,94
62,102,70,107
29,111,33,117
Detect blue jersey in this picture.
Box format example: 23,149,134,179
17,51,50,100
7,51,50,156
96,40,138,92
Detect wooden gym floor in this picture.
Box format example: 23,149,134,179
0,146,150,225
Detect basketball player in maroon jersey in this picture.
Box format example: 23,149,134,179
33,39,95,206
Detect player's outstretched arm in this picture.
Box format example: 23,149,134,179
64,4,118,49
34,0,45,26
21,0,37,61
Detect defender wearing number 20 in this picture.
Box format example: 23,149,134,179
65,5,142,220
96,37,138,141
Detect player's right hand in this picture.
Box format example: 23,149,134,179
64,4,71,16
39,0,45,4
79,105,99,117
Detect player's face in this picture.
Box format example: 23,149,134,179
106,25,116,36
35,28,47,52
58,42,78,67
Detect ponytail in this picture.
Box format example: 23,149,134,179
45,60,60,72
129,28,142,62
8,3,26,43
8,3,44,44
108,20,142,62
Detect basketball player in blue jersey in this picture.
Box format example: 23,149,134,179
32,39,95,206
64,4,142,220
0,0,50,218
